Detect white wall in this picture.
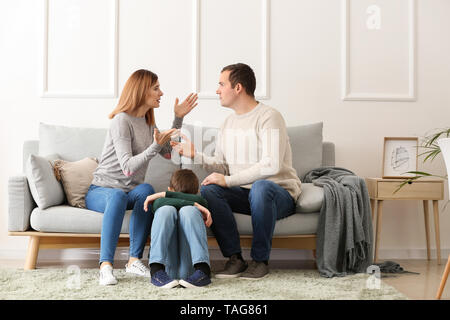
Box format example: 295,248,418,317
1,0,450,262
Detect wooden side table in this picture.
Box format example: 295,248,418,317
365,178,444,265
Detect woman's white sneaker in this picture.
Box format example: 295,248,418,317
99,265,118,286
125,259,150,277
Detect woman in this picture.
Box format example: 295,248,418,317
85,69,198,285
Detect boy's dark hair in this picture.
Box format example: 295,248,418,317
221,63,256,97
169,169,199,194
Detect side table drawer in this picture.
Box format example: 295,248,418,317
377,181,443,200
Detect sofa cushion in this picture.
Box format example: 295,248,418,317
296,183,323,213
145,154,181,193
53,157,98,208
234,211,319,235
39,123,107,161
287,122,323,181
181,123,324,183
39,122,179,193
30,205,132,233
30,205,318,235
206,212,319,236
25,154,65,209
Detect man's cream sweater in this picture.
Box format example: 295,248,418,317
194,102,302,201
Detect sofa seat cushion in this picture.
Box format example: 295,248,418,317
296,183,323,213
31,205,319,236
30,205,132,234
206,212,319,236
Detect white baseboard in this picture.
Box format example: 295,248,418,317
0,247,448,263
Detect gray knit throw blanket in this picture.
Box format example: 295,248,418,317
303,167,374,278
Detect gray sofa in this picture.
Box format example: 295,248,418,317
8,121,334,269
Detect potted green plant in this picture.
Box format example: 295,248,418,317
395,128,450,193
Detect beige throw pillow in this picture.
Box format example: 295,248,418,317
53,157,98,208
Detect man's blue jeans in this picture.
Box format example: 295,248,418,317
200,180,296,262
85,183,155,264
149,205,210,280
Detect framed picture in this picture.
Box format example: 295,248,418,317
382,137,418,178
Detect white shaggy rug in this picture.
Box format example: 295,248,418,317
0,267,408,300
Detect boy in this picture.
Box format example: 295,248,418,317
144,169,212,288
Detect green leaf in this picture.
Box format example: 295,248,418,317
392,127,449,195
423,149,441,162
403,171,432,176
393,170,447,194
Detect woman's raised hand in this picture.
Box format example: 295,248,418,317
174,93,198,118
154,128,177,146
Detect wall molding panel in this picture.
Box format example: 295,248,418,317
341,0,416,101
40,0,118,98
193,0,270,100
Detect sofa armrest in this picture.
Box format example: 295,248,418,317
322,142,335,167
8,175,36,231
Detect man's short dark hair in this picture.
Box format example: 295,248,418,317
221,63,256,97
169,169,199,194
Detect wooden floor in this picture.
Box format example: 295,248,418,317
375,259,449,300
0,258,448,300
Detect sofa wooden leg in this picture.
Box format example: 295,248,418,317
24,236,40,270
312,249,317,269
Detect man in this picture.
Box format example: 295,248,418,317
171,63,301,279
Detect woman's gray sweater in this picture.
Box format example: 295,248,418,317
91,112,183,192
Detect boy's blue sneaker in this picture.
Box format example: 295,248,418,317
151,270,179,289
179,270,211,288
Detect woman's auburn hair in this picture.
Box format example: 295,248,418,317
109,69,158,126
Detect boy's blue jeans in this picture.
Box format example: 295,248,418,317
200,180,296,262
149,205,210,280
85,183,155,264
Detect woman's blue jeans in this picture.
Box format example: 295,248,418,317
85,183,155,265
149,205,210,280
200,179,296,262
